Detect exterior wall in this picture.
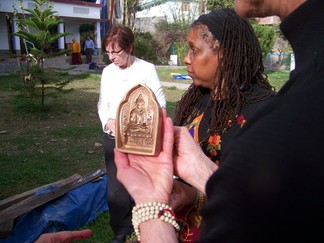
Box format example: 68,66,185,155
65,23,81,44
135,16,165,33
52,2,101,19
0,14,9,52
0,0,101,19
135,0,200,33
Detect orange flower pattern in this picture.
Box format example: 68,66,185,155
178,112,247,242
187,113,247,165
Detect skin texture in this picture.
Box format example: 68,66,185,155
35,229,93,243
105,118,116,133
184,26,219,90
106,43,134,69
234,0,306,19
234,0,271,18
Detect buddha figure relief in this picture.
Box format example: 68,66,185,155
115,84,162,155
125,93,152,141
128,94,149,132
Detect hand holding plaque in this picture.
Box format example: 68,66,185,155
115,84,162,155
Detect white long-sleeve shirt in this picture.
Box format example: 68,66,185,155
97,57,166,133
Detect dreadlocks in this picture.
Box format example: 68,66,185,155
174,9,275,138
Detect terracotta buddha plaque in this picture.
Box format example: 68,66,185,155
115,84,162,155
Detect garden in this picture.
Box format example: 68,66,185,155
0,68,289,242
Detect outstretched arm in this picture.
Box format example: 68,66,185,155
115,109,177,242
35,229,93,243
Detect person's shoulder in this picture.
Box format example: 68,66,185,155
241,93,275,119
135,57,155,68
102,63,116,72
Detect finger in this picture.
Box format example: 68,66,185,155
35,230,93,243
173,126,183,152
67,229,93,240
115,149,135,188
161,108,174,155
114,149,129,170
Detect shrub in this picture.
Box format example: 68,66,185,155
252,24,276,59
134,32,159,64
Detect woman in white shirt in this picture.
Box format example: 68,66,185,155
97,25,166,243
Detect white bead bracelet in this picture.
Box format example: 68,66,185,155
132,202,180,241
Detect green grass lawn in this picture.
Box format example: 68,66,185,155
156,67,189,83
158,67,290,91
0,67,289,242
265,69,290,91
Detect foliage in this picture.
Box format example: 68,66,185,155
252,24,276,59
12,0,72,111
124,0,140,29
143,2,197,64
134,32,159,63
207,0,234,10
272,26,292,66
14,71,90,113
174,42,188,66
154,21,188,64
168,2,200,24
13,0,69,57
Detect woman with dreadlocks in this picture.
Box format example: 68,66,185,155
170,9,276,242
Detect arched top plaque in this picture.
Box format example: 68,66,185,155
115,84,162,155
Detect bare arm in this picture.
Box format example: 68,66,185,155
114,109,177,242
114,110,217,241
139,220,177,243
173,126,218,194
35,229,92,243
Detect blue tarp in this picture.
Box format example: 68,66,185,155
1,175,108,243
172,74,192,80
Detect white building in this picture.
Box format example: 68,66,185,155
0,0,103,56
135,0,200,33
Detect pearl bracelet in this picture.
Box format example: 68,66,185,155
132,202,180,241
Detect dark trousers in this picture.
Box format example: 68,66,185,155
103,133,133,234
85,48,92,64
